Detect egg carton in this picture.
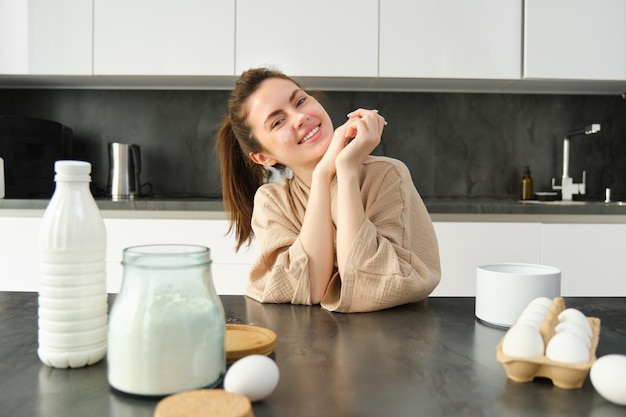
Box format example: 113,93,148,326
496,297,601,389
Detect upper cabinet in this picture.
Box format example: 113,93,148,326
93,0,235,76
235,0,378,77
524,0,626,80
0,0,92,75
379,0,522,79
1,0,624,93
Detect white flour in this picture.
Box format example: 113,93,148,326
107,292,225,396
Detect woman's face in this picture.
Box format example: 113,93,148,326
245,77,334,173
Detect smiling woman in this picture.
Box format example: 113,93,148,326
245,77,334,179
214,67,441,313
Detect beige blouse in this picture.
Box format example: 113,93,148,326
246,155,441,313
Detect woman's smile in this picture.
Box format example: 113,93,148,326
299,125,321,145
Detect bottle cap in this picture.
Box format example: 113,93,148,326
54,160,92,182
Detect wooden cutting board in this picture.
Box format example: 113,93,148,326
225,324,276,364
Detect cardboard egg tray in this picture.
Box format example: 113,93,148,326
496,297,601,389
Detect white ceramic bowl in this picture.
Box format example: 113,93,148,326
475,263,561,327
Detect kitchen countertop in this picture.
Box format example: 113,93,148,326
0,197,225,212
2,196,626,219
1,292,625,417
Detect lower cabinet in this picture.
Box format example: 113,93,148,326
103,218,257,295
432,222,543,296
541,224,626,296
434,221,626,297
1,214,624,297
0,216,257,295
0,217,41,291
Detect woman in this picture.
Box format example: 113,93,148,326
215,68,440,313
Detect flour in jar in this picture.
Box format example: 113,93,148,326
107,292,225,396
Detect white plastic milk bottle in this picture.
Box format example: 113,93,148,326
38,160,107,368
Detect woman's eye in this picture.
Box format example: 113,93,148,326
296,97,307,107
271,118,284,129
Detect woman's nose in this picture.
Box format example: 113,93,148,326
294,112,307,127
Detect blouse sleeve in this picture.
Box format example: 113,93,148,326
245,185,313,305
320,159,441,313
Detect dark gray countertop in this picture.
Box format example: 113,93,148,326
2,196,626,216
425,197,626,215
1,292,625,417
0,197,225,212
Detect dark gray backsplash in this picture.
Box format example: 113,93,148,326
1,88,624,200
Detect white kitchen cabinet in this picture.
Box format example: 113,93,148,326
94,0,235,76
0,215,255,295
235,0,378,77
103,218,256,294
3,213,625,298
5,216,547,298
524,0,626,80
432,222,543,296
0,216,41,291
379,0,522,79
434,221,626,297
0,0,92,75
542,224,626,296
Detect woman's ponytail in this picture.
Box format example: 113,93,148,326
215,117,266,251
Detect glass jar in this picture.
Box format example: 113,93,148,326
107,245,225,396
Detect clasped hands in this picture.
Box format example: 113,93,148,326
317,109,387,177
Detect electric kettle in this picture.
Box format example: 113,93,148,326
107,142,142,200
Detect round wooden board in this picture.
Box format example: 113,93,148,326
226,324,276,364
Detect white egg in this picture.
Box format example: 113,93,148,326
528,297,553,309
590,354,626,406
545,331,590,363
516,310,545,329
502,324,545,358
555,321,591,348
224,355,279,402
558,308,593,337
522,302,549,317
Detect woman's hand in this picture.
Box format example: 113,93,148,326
312,116,357,181
313,109,387,181
335,109,386,173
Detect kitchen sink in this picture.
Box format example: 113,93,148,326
521,200,626,206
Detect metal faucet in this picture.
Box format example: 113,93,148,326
552,124,601,200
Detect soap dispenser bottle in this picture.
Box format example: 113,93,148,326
520,166,533,200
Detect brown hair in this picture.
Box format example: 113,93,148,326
215,68,296,251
